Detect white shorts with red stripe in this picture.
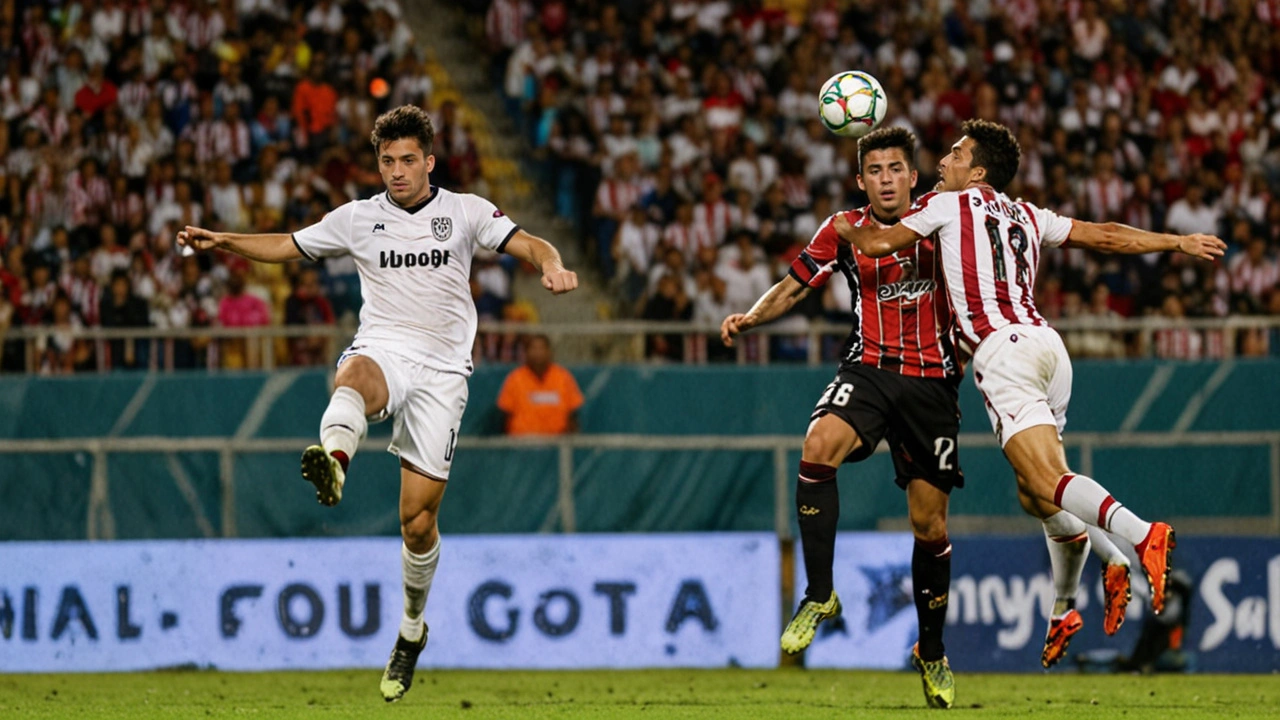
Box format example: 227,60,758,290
972,324,1072,447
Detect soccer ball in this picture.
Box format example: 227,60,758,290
818,71,887,138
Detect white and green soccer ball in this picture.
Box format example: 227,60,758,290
818,71,887,138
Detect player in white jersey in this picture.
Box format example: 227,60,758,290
177,105,578,700
831,119,1224,667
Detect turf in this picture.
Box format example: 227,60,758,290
1,668,1275,719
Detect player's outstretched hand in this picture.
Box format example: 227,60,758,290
177,226,221,254
542,267,578,294
1178,234,1226,262
720,313,751,347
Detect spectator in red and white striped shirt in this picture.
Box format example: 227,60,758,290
60,255,100,327
1154,294,1203,359
183,2,226,51
662,201,714,265
693,173,733,247
593,154,644,222
1081,151,1128,222
1228,235,1280,304
67,158,112,230
486,0,531,56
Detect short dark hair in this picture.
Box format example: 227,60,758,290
522,333,551,350
857,126,916,173
961,119,1020,191
371,105,434,155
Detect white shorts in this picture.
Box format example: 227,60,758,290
971,324,1072,447
338,344,468,480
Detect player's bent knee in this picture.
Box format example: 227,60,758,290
335,356,389,411
909,512,948,543
802,416,860,466
400,510,438,552
1014,470,1060,505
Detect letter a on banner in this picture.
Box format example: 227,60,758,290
665,580,718,633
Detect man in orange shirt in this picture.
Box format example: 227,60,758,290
292,52,338,145
497,334,583,435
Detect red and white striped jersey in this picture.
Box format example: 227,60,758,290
693,199,734,245
790,207,959,379
1227,254,1280,300
594,178,643,217
662,221,713,263
900,186,1074,351
485,0,530,50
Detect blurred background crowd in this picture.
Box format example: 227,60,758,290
0,0,517,373
5,0,1280,374
472,0,1280,360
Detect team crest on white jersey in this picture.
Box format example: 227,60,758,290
431,217,452,241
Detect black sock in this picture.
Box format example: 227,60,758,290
913,536,952,661
797,461,839,602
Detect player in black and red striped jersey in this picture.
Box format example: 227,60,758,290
721,127,958,709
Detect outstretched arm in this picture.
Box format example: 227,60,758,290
1066,220,1226,261
502,229,579,294
721,274,812,347
177,226,304,263
832,212,922,258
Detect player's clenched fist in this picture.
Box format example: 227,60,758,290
541,268,578,294
720,313,753,347
831,210,866,242
177,225,221,253
1178,234,1226,262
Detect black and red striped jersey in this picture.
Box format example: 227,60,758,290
789,207,960,379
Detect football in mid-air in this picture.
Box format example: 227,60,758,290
818,71,887,138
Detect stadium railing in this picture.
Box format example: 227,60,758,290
2,430,1276,540
4,316,1279,370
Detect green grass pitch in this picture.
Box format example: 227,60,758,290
2,668,1276,719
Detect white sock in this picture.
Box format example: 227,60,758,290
320,386,367,460
399,539,440,641
1087,527,1130,567
1043,511,1090,617
1053,473,1152,546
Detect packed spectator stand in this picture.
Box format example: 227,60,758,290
7,0,1280,374
476,0,1280,361
0,0,515,374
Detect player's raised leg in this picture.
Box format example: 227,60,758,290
302,355,390,506
781,413,857,654
906,479,955,708
381,460,446,702
1020,485,1089,667
1005,425,1175,614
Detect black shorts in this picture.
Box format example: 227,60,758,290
811,363,964,493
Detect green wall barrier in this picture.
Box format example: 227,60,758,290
1,359,1276,540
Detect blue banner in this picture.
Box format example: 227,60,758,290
0,534,779,672
797,534,1280,672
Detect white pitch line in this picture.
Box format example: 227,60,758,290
166,453,216,538
109,374,158,437
234,371,301,440
1119,365,1175,432
1173,361,1235,433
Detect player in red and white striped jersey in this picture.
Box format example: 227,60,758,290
834,119,1226,666
722,128,959,707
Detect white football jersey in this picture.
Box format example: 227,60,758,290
901,185,1073,351
293,187,518,375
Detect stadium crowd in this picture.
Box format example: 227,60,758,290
479,0,1280,361
0,0,518,374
